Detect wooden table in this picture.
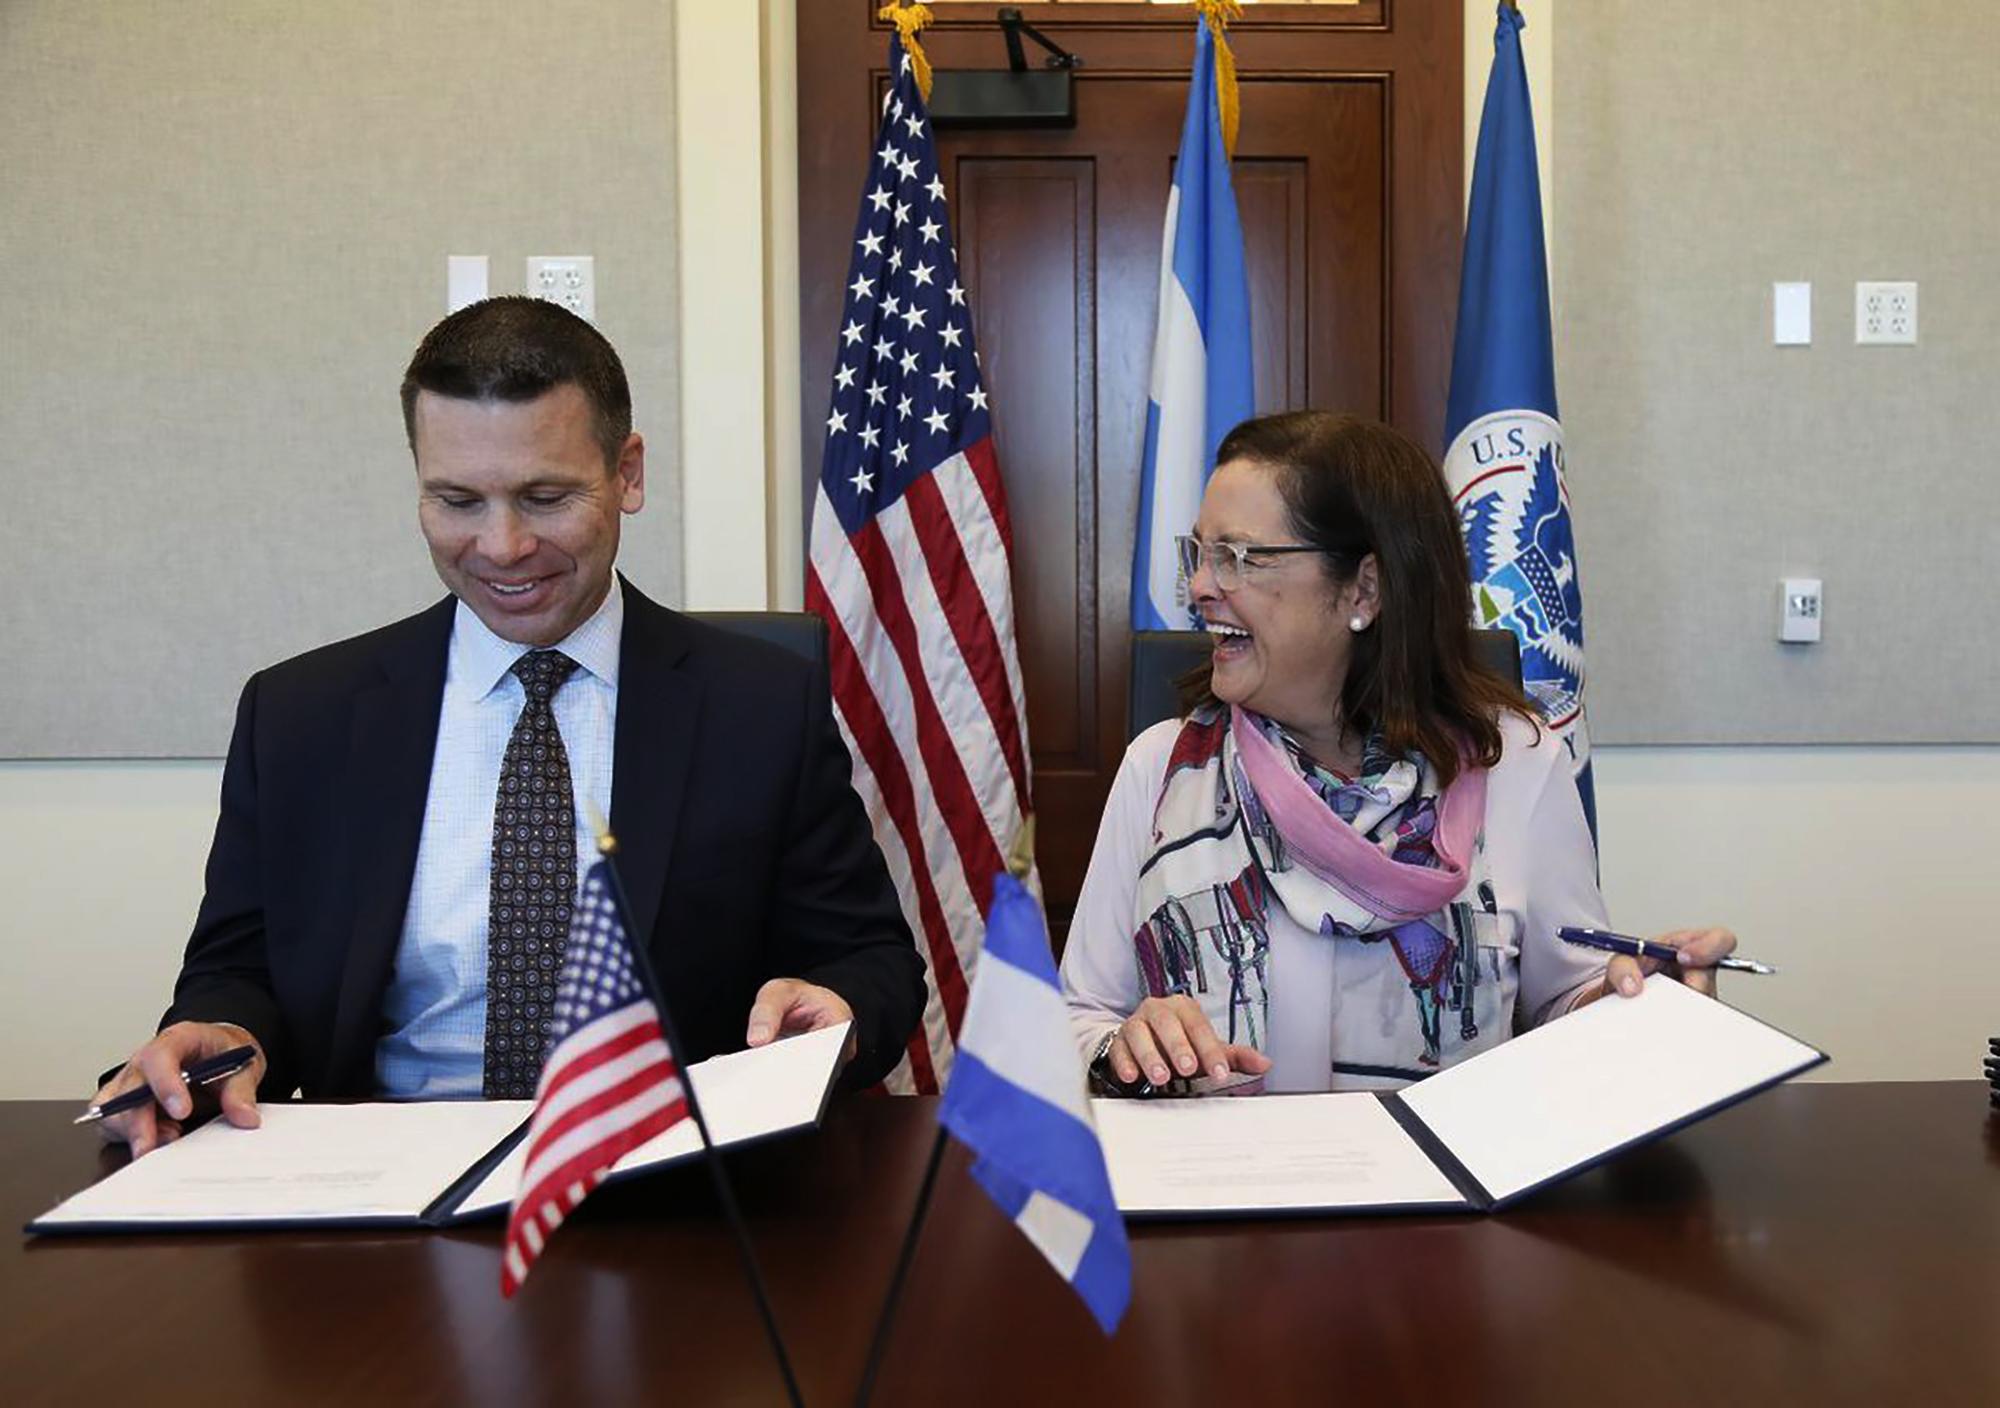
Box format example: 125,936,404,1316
5,1084,1996,1406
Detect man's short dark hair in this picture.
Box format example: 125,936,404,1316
400,296,632,467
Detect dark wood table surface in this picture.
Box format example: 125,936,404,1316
4,1084,1996,1406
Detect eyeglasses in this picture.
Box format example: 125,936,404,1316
1174,534,1326,592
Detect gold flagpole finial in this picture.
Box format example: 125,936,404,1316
878,3,936,105
1193,1,1244,160
1005,814,1037,882
583,802,618,857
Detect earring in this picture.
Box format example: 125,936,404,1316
1349,615,1367,632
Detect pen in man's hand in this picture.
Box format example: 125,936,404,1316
1558,927,1778,975
74,1045,260,1126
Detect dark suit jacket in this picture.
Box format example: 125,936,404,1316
162,579,925,1095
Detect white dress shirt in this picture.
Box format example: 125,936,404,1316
374,583,623,1098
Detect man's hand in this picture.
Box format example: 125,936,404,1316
91,1022,266,1158
1104,995,1272,1088
745,980,859,1065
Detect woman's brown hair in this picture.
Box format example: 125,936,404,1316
1185,410,1539,784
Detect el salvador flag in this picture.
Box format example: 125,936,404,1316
939,873,1131,1334
1444,3,1597,841
1131,18,1255,630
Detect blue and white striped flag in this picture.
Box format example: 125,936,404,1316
938,873,1131,1334
1444,2,1596,840
1131,16,1255,630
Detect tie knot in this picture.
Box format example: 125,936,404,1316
511,650,579,703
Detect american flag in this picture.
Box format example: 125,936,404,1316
807,36,1033,1095
501,859,688,1297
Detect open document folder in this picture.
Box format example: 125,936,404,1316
1097,976,1826,1217
28,1022,850,1235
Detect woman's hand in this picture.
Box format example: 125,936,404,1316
1599,926,1739,1000
1105,995,1272,1087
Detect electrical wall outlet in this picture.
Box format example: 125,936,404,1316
1780,577,1823,643
1855,281,1916,345
526,255,595,321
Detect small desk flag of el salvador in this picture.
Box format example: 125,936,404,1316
938,873,1132,1334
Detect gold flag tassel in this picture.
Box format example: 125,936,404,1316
878,3,936,105
1194,0,1244,160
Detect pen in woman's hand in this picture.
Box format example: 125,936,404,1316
1559,927,1777,975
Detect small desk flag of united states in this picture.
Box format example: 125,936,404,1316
501,860,688,1297
807,32,1034,1096
939,874,1131,1334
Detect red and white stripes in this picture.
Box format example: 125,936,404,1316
501,1005,687,1295
808,437,1033,1093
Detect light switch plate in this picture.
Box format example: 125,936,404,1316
447,255,488,313
1773,281,1811,345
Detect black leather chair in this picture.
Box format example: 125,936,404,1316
693,611,828,668
1127,627,1523,743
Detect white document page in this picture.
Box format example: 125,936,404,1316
1093,1090,1469,1216
1398,975,1823,1207
451,1021,850,1219
32,1100,532,1228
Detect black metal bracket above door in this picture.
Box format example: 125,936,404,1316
929,7,1083,130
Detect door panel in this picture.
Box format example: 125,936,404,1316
955,160,1098,770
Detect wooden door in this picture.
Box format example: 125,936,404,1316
798,2,1463,938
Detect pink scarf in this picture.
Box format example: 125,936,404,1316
1230,706,1487,923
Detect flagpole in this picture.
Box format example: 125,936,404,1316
853,821,1039,1406
852,1124,949,1408
592,825,807,1408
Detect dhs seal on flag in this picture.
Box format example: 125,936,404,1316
1445,409,1588,768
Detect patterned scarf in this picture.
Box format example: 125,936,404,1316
1130,704,1494,1070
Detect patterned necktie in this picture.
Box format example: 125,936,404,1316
483,649,582,1099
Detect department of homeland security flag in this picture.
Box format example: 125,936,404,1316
806,27,1035,1094
1131,7,1255,630
502,860,688,1297
1443,2,1596,838
939,873,1132,1334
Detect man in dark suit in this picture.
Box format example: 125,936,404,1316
93,298,924,1153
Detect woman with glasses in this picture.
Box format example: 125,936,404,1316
1061,411,1737,1094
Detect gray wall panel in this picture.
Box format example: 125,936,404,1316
0,1,682,757
1556,1,1999,743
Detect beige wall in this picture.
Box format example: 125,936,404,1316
0,2,1990,1097
1557,1,2000,742
0,0,685,757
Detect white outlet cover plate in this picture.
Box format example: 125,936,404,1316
1854,280,1916,345
526,255,595,322
1780,576,1823,643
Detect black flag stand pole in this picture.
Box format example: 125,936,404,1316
593,826,807,1408
853,1124,949,1408
854,820,1037,1407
